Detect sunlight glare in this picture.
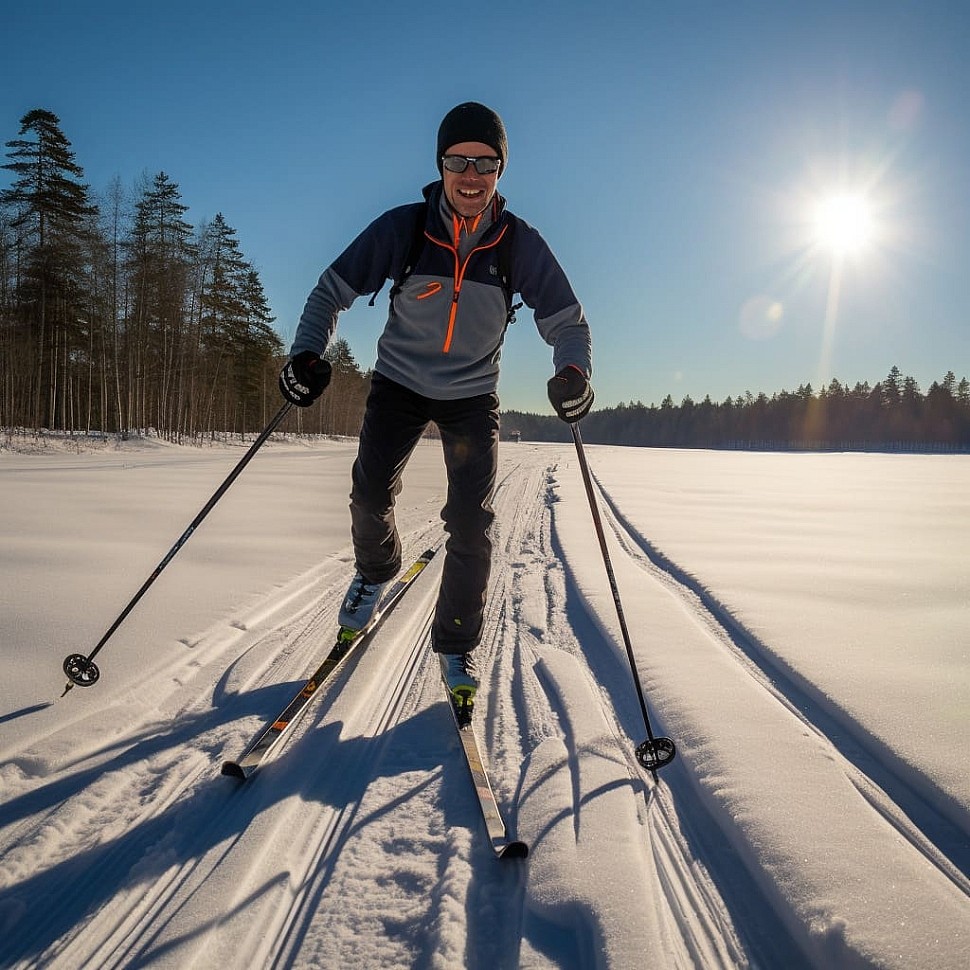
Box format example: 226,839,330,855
813,193,874,256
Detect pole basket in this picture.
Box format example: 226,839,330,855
63,654,101,688
636,736,677,771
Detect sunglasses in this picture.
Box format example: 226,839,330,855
441,154,501,175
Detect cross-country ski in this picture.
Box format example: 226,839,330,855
221,546,439,779
440,674,529,860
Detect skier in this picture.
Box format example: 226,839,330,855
279,102,593,717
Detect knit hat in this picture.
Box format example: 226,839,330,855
436,102,507,175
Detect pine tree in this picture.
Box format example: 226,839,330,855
237,267,282,426
319,336,369,435
1,109,97,427
199,214,248,349
196,214,282,433
126,172,195,435
0,207,16,425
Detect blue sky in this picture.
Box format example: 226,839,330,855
3,1,968,413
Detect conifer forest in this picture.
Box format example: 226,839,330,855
1,109,967,450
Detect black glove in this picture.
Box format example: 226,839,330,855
547,366,594,423
279,351,332,407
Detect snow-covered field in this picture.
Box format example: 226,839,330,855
1,434,967,969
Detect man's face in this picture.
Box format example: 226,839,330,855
442,141,500,219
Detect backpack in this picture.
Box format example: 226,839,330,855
369,202,522,325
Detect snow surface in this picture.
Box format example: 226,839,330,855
1,435,968,969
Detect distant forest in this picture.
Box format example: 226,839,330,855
2,109,967,452
504,365,970,451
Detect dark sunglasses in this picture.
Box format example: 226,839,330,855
441,154,501,175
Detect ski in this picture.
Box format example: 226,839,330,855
222,547,438,780
444,687,529,860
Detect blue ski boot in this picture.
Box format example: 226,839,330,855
338,573,388,631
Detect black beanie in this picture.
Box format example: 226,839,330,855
436,102,508,175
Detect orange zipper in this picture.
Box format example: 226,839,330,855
427,224,508,353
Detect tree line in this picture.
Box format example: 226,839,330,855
503,365,970,451
4,110,967,453
0,108,300,440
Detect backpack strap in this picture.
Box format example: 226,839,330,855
369,202,521,325
496,217,522,326
367,202,428,307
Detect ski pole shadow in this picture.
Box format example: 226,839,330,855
0,702,52,726
0,672,352,965
0,685,515,968
0,675,308,830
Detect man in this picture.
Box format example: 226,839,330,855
280,102,593,719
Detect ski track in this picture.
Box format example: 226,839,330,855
0,452,810,969
501,457,749,970
589,466,970,895
548,454,969,968
3,446,968,968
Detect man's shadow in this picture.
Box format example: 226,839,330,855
0,681,498,968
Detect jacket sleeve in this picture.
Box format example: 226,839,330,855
289,205,418,357
511,218,593,377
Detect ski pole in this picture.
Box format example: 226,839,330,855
569,423,676,773
61,401,293,696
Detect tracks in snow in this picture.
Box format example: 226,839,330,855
551,454,970,967
9,444,964,968
588,464,970,894
489,453,750,969
1,516,445,969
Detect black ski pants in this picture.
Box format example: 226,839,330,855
349,373,499,654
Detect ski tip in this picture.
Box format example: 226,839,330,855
220,761,248,780
498,841,529,860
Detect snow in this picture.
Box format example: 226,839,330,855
1,435,968,968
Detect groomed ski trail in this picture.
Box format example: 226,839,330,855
490,450,749,969
548,448,970,969
6,442,965,968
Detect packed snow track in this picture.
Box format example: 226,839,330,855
1,439,967,968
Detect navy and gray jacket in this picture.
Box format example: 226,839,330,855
290,181,592,401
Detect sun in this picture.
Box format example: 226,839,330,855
812,192,875,256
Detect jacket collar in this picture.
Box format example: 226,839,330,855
422,181,507,242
